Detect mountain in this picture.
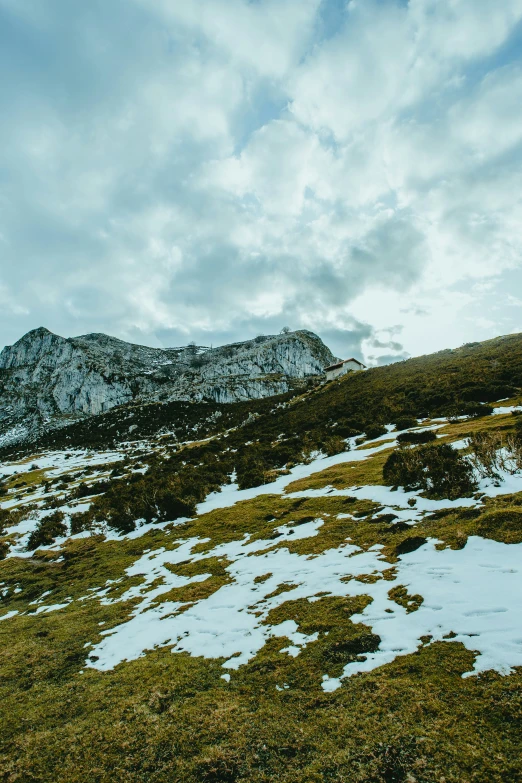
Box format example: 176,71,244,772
1,331,522,782
0,327,337,445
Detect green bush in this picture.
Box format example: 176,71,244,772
236,458,268,490
69,511,94,535
155,494,195,522
26,511,67,551
396,430,436,445
74,480,110,499
364,424,387,441
394,417,417,431
383,443,477,499
322,435,348,457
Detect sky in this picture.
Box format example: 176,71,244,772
1,0,522,364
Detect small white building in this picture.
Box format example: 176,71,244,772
324,357,366,381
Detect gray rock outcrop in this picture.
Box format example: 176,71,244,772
0,327,337,444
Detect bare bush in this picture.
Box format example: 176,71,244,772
467,431,504,479
468,430,522,479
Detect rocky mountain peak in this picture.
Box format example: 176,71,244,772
0,327,338,446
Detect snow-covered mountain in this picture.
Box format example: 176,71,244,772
0,327,337,444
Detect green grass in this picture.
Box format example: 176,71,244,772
1,607,520,782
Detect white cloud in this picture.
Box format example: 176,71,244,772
0,0,521,363
141,0,321,79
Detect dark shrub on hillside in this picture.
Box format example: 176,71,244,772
323,435,348,457
396,430,436,445
89,466,205,533
70,511,93,535
74,480,111,499
26,511,67,550
394,417,417,431
236,457,270,490
335,425,362,439
156,494,195,522
364,424,387,441
267,441,296,468
458,402,493,417
461,383,515,402
383,443,477,499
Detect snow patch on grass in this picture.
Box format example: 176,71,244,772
71,520,522,690
324,536,522,690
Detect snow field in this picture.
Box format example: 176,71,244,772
77,520,522,692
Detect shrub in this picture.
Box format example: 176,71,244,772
322,435,348,457
69,511,94,535
396,430,436,445
74,480,110,498
468,429,522,478
364,424,387,441
335,421,363,438
461,383,514,402
383,443,477,499
26,511,67,551
394,417,417,431
190,355,208,369
155,493,195,522
459,402,494,417
236,460,267,490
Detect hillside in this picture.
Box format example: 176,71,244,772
1,332,522,781
0,327,336,447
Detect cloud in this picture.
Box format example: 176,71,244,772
0,0,521,365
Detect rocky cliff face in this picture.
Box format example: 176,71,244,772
0,327,337,444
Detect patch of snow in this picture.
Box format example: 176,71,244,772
492,406,522,416
0,610,19,621
72,520,522,689
450,439,469,450
324,536,522,689
33,601,71,615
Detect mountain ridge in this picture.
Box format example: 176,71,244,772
0,326,338,446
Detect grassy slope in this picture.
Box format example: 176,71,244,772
1,335,522,781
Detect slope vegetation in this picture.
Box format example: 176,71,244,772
1,333,522,782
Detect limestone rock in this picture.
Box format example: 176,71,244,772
0,328,337,445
